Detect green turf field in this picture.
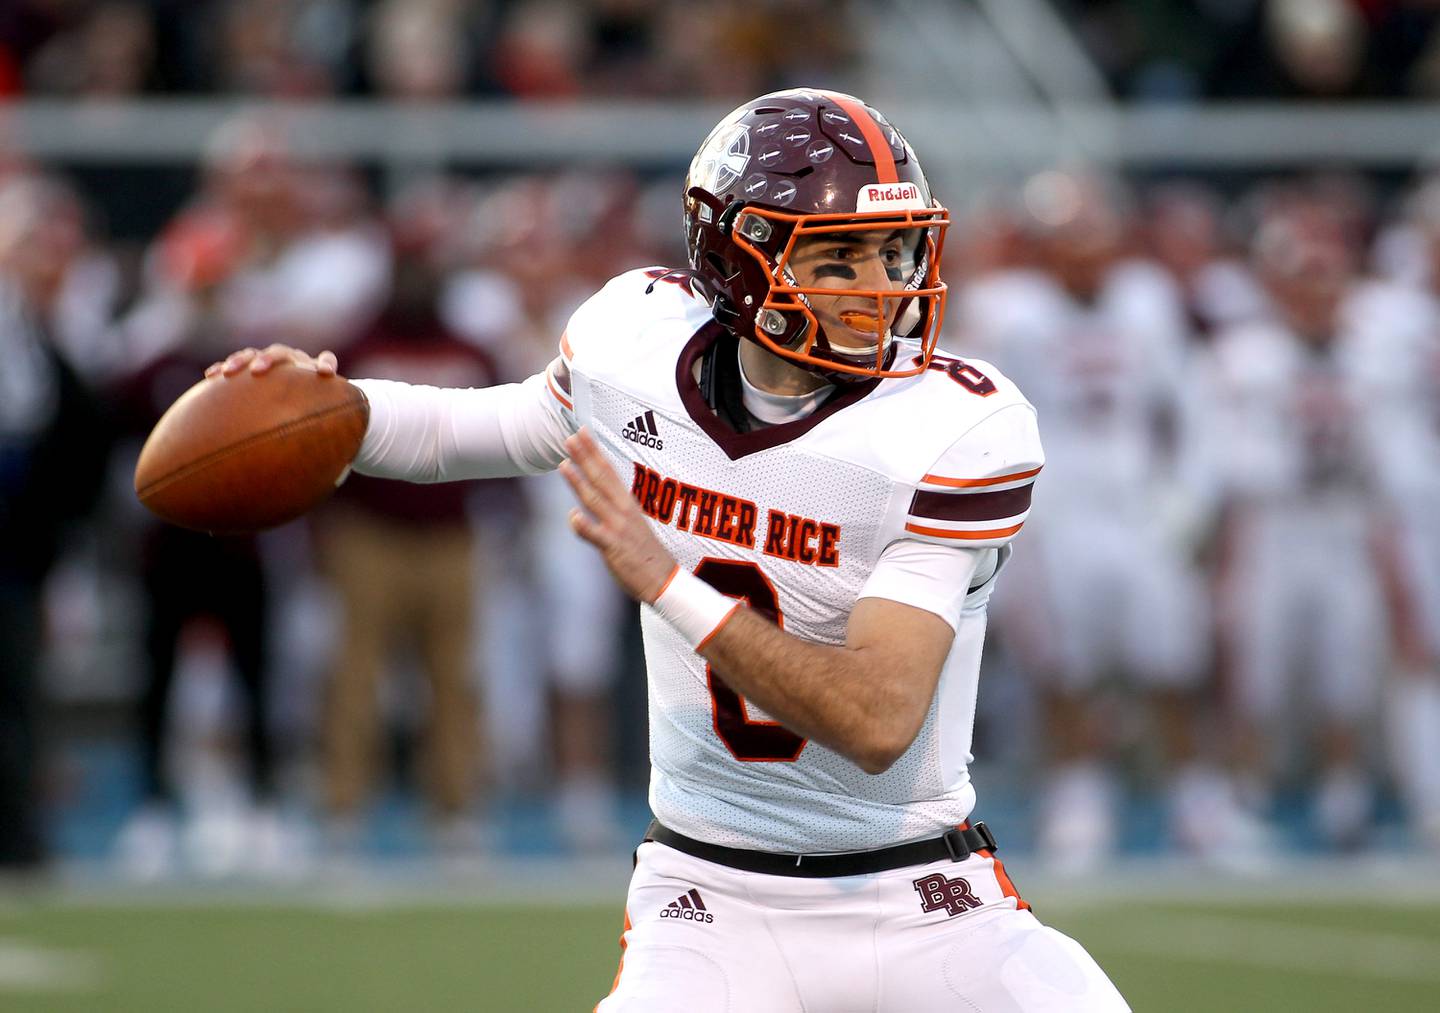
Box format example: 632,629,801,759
1,894,1436,1010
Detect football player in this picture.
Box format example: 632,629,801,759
958,172,1223,871
1210,205,1403,850
216,90,1129,1010
1364,175,1440,849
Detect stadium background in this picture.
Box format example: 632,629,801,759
4,1,1440,1010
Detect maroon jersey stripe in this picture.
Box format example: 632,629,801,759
551,357,573,395
909,484,1032,523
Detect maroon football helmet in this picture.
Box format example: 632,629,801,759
683,89,949,380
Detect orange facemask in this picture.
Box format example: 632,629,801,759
729,205,951,379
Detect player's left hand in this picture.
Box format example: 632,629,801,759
560,428,677,604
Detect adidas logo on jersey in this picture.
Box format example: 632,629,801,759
622,410,664,449
660,888,713,923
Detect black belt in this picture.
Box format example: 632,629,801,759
643,819,999,878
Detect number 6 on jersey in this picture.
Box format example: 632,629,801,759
694,558,807,762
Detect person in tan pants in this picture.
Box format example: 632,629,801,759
316,239,506,854
322,510,478,825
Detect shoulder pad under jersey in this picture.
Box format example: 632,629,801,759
894,353,1044,549
556,267,712,373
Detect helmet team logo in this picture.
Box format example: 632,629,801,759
693,123,751,196
622,410,664,449
913,873,983,918
660,888,713,923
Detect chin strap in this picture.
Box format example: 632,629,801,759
644,267,709,297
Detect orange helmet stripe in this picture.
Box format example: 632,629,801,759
823,92,897,184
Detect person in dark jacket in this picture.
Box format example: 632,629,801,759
0,174,110,870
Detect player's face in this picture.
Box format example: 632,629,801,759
787,228,917,350
1041,223,1119,303
1262,236,1352,341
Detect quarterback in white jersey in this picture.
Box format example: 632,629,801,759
217,90,1128,1011
541,267,1032,854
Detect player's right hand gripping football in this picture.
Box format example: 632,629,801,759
205,343,338,379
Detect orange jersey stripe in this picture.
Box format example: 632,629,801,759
921,466,1043,489
546,368,574,411
560,329,575,361
824,93,897,184
904,521,1025,540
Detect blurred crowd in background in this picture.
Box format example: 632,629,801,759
0,0,855,101
11,0,1440,104
1066,0,1440,101
4,0,1440,883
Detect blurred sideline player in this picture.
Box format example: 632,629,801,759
448,177,633,845
959,171,1231,872
529,471,628,848
1142,182,1266,341
109,199,284,879
111,124,387,877
0,174,111,871
315,214,495,857
217,90,1130,1010
1366,177,1440,848
1209,206,1402,849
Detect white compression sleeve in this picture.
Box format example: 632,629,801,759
352,372,574,481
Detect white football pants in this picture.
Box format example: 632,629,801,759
596,841,1130,1012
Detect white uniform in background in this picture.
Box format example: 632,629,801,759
1209,284,1422,847
962,263,1210,692
352,268,1128,1010
1351,286,1440,654
528,466,629,841
1212,308,1384,724
1348,284,1440,845
960,261,1216,869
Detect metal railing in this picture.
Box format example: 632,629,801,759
7,99,1440,172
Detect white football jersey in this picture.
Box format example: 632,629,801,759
1342,282,1440,506
549,269,1043,853
959,262,1196,514
1209,281,1433,518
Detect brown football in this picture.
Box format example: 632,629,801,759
134,361,369,534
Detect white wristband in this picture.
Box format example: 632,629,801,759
651,567,741,650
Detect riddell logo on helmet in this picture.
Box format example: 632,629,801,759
856,182,922,212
